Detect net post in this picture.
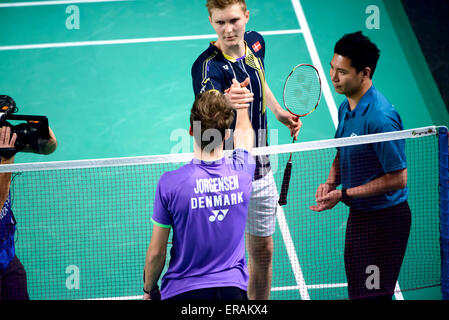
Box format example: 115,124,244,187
438,126,449,300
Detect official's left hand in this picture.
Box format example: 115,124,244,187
310,189,341,212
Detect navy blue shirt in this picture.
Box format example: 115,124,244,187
192,31,270,180
0,193,16,270
335,85,407,210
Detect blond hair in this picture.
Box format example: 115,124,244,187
206,0,247,16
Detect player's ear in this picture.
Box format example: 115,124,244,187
189,126,193,136
361,67,372,79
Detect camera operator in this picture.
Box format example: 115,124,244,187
0,125,57,300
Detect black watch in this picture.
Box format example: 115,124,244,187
341,188,351,206
144,285,161,300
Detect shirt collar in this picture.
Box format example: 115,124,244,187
343,85,376,118
210,41,249,63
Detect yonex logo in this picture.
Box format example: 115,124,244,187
223,65,229,70
350,133,358,137
209,209,229,222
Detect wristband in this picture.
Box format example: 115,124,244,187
143,285,161,300
341,188,351,206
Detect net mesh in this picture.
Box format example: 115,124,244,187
2,127,442,300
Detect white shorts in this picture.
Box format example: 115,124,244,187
245,170,278,237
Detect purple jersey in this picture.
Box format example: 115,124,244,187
151,149,255,299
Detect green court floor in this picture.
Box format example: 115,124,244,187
0,0,447,300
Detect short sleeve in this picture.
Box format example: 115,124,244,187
231,148,256,179
192,60,224,95
151,176,172,228
246,31,265,60
370,115,407,173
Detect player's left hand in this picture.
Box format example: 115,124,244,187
276,109,302,141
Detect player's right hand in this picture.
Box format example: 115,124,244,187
224,78,254,109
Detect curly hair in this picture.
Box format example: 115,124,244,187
190,90,235,150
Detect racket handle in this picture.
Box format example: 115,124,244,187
278,160,292,206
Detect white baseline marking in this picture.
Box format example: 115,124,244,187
0,29,302,51
291,0,339,128
0,0,133,7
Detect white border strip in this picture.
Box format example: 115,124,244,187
291,0,339,128
277,204,310,300
83,282,402,300
0,0,132,7
85,283,348,300
0,29,302,51
0,126,437,173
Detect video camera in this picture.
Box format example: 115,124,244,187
0,95,50,158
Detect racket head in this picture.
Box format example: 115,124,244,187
283,64,322,117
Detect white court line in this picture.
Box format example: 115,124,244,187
84,282,403,300
394,282,404,300
0,0,132,7
307,283,347,290
0,29,302,51
86,283,347,300
291,0,338,128
276,204,310,300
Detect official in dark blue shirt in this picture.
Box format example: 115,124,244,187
335,84,407,211
310,31,411,300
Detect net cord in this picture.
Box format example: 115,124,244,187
0,125,440,173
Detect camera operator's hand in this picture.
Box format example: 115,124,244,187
0,126,17,164
39,126,57,155
22,126,57,155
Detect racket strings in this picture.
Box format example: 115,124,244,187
283,65,321,116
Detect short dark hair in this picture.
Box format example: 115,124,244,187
334,31,380,79
190,90,234,150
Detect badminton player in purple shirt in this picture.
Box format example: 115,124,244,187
143,85,256,300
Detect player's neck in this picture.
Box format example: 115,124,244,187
193,144,225,162
215,40,246,59
347,80,372,111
